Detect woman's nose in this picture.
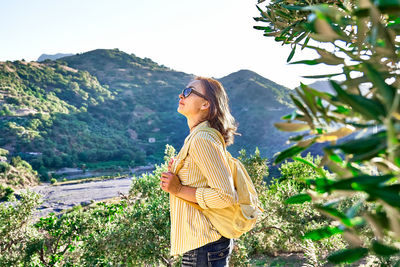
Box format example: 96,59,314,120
179,93,184,99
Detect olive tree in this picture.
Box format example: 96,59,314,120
255,0,400,264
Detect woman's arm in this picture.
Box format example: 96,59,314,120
190,132,236,209
160,172,198,203
160,131,236,207
160,157,198,202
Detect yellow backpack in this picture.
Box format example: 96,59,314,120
173,124,263,239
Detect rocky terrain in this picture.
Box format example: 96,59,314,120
28,177,134,217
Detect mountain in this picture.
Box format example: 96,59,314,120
60,50,296,156
305,80,333,93
219,70,293,154
0,48,297,180
37,53,74,62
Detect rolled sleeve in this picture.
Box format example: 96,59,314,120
191,131,236,209
195,187,208,209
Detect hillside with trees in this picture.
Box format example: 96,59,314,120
0,49,294,183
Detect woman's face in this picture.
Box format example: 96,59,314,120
177,80,209,118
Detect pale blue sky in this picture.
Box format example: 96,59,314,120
0,0,338,88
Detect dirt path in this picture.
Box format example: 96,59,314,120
29,177,133,217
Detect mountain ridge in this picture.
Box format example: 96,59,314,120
0,48,296,181
38,53,74,62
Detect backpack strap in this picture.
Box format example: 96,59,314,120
172,123,226,211
174,123,225,174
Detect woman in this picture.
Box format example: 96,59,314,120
160,77,239,266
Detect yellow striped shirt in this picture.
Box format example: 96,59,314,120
170,121,237,256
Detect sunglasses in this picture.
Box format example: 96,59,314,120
181,87,208,100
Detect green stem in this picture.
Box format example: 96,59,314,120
386,89,400,165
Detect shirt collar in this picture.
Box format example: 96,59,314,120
190,120,210,133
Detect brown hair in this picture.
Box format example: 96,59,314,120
195,76,239,146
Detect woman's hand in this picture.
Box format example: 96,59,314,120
160,171,182,196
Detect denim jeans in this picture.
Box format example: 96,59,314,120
181,237,233,267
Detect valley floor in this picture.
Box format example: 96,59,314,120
25,176,132,217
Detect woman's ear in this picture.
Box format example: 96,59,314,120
201,101,210,110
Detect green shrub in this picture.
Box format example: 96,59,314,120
26,207,94,266
50,178,57,184
21,145,176,266
38,166,49,181
0,161,10,173
11,156,22,167
278,153,323,185
0,185,14,201
0,191,41,266
0,145,369,266
0,148,8,157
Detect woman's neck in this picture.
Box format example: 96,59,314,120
187,117,206,132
